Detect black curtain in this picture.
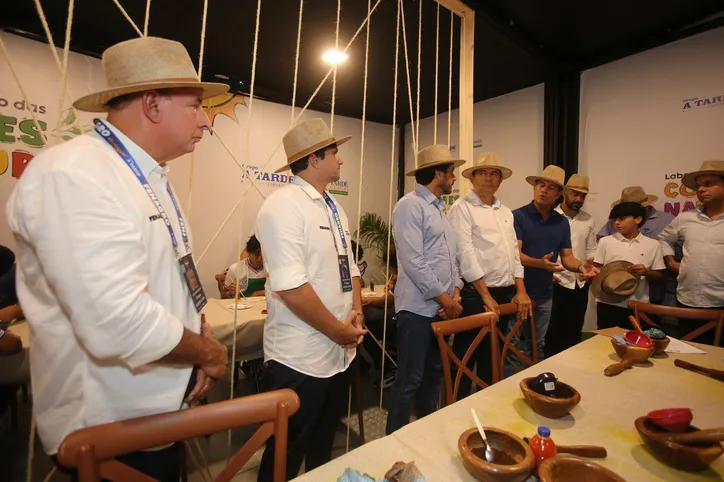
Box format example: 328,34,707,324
544,69,581,179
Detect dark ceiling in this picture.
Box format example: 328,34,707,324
3,0,724,125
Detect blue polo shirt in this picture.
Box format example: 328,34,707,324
513,201,572,302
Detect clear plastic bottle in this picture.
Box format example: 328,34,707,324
529,426,557,469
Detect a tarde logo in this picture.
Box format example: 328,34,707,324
661,171,701,216
681,93,724,111
243,164,349,195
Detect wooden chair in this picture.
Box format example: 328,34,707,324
494,302,539,375
629,300,724,346
432,312,499,406
56,389,300,482
215,272,232,299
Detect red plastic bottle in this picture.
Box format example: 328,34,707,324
529,426,557,469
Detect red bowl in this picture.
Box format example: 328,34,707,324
626,330,653,348
647,408,693,433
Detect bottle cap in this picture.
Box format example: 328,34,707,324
538,426,550,437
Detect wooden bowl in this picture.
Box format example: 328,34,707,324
635,416,723,471
538,456,626,482
651,337,670,356
519,378,581,419
458,427,535,482
611,339,654,363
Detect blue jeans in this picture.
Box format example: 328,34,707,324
503,297,553,378
385,310,441,434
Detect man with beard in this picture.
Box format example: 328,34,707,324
386,144,465,434
546,174,597,356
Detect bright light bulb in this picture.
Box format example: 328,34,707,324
322,50,349,65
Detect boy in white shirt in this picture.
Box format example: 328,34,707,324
593,202,665,329
224,235,267,297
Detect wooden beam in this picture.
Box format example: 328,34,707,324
435,0,472,18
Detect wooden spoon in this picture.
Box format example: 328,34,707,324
659,428,724,445
523,437,607,458
674,359,724,382
604,358,635,376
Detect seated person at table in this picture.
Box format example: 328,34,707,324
351,240,367,287
592,202,665,330
224,235,267,298
0,245,24,326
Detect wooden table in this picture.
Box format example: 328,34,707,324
293,335,724,481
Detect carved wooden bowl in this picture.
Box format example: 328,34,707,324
611,338,654,363
651,336,671,356
538,456,626,482
458,427,535,482
519,378,581,419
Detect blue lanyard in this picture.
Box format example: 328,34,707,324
93,119,191,258
322,192,348,255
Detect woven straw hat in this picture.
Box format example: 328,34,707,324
525,165,566,190
461,152,512,180
681,160,724,190
591,261,641,304
564,174,596,194
73,37,229,112
277,118,351,173
610,186,658,208
406,144,466,177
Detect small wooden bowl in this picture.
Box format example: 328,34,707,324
611,339,654,363
538,456,626,482
651,337,671,356
519,378,581,419
458,427,535,482
635,416,723,471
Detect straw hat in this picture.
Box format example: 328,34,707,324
610,186,658,208
406,144,466,177
461,152,512,180
73,37,229,112
564,174,596,194
525,165,565,190
276,118,351,173
682,160,724,190
591,261,641,304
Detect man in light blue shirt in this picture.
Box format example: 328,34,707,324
386,145,465,434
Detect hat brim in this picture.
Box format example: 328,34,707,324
525,175,565,190
610,194,658,208
591,260,640,304
682,170,724,190
73,81,230,113
275,135,352,173
461,164,513,180
406,159,466,177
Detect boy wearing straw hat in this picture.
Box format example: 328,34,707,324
386,144,465,434
546,174,597,356
255,118,367,481
447,152,531,391
5,37,229,479
659,160,724,344
507,166,599,375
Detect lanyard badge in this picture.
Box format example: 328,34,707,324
94,118,207,312
322,192,353,293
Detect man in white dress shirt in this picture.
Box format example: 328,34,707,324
448,152,531,392
255,119,367,481
5,37,229,480
546,174,597,356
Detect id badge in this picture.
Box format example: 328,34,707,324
338,255,353,292
179,254,208,312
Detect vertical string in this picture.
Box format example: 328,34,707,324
143,0,152,36
111,0,143,36
398,0,417,154
433,1,440,144
54,0,75,146
188,0,210,216
447,11,454,147
330,0,342,133
290,0,304,126
415,0,422,150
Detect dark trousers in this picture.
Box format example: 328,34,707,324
596,302,635,330
385,310,441,435
546,283,590,356
361,305,396,371
52,443,182,482
451,285,515,397
257,361,350,482
676,300,722,345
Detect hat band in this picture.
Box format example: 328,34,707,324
109,77,203,87
567,185,589,191
287,137,336,164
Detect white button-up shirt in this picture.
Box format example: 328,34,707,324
448,192,523,288
5,122,198,454
594,232,666,308
255,176,359,378
555,206,597,289
658,207,724,308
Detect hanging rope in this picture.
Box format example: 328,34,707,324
290,0,304,125
111,0,143,36
26,415,36,482
448,11,454,147
54,0,75,146
415,0,422,149
433,1,440,144
143,0,152,36
330,0,341,133
398,0,417,154
41,467,57,482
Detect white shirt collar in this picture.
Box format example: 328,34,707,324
466,190,501,209
293,175,325,201
99,120,166,178
555,204,582,220
613,231,642,243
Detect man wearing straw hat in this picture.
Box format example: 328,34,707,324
255,118,367,480
659,160,724,344
447,152,531,392
546,174,598,356
6,37,229,479
507,166,599,375
386,144,465,434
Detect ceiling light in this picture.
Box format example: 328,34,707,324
322,50,349,65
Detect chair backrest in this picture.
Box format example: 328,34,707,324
432,312,499,406
494,301,538,372
629,300,724,346
57,389,300,482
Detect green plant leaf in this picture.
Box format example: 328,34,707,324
356,212,395,264
62,108,77,126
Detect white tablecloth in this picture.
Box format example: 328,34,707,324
294,335,724,481
205,297,267,362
